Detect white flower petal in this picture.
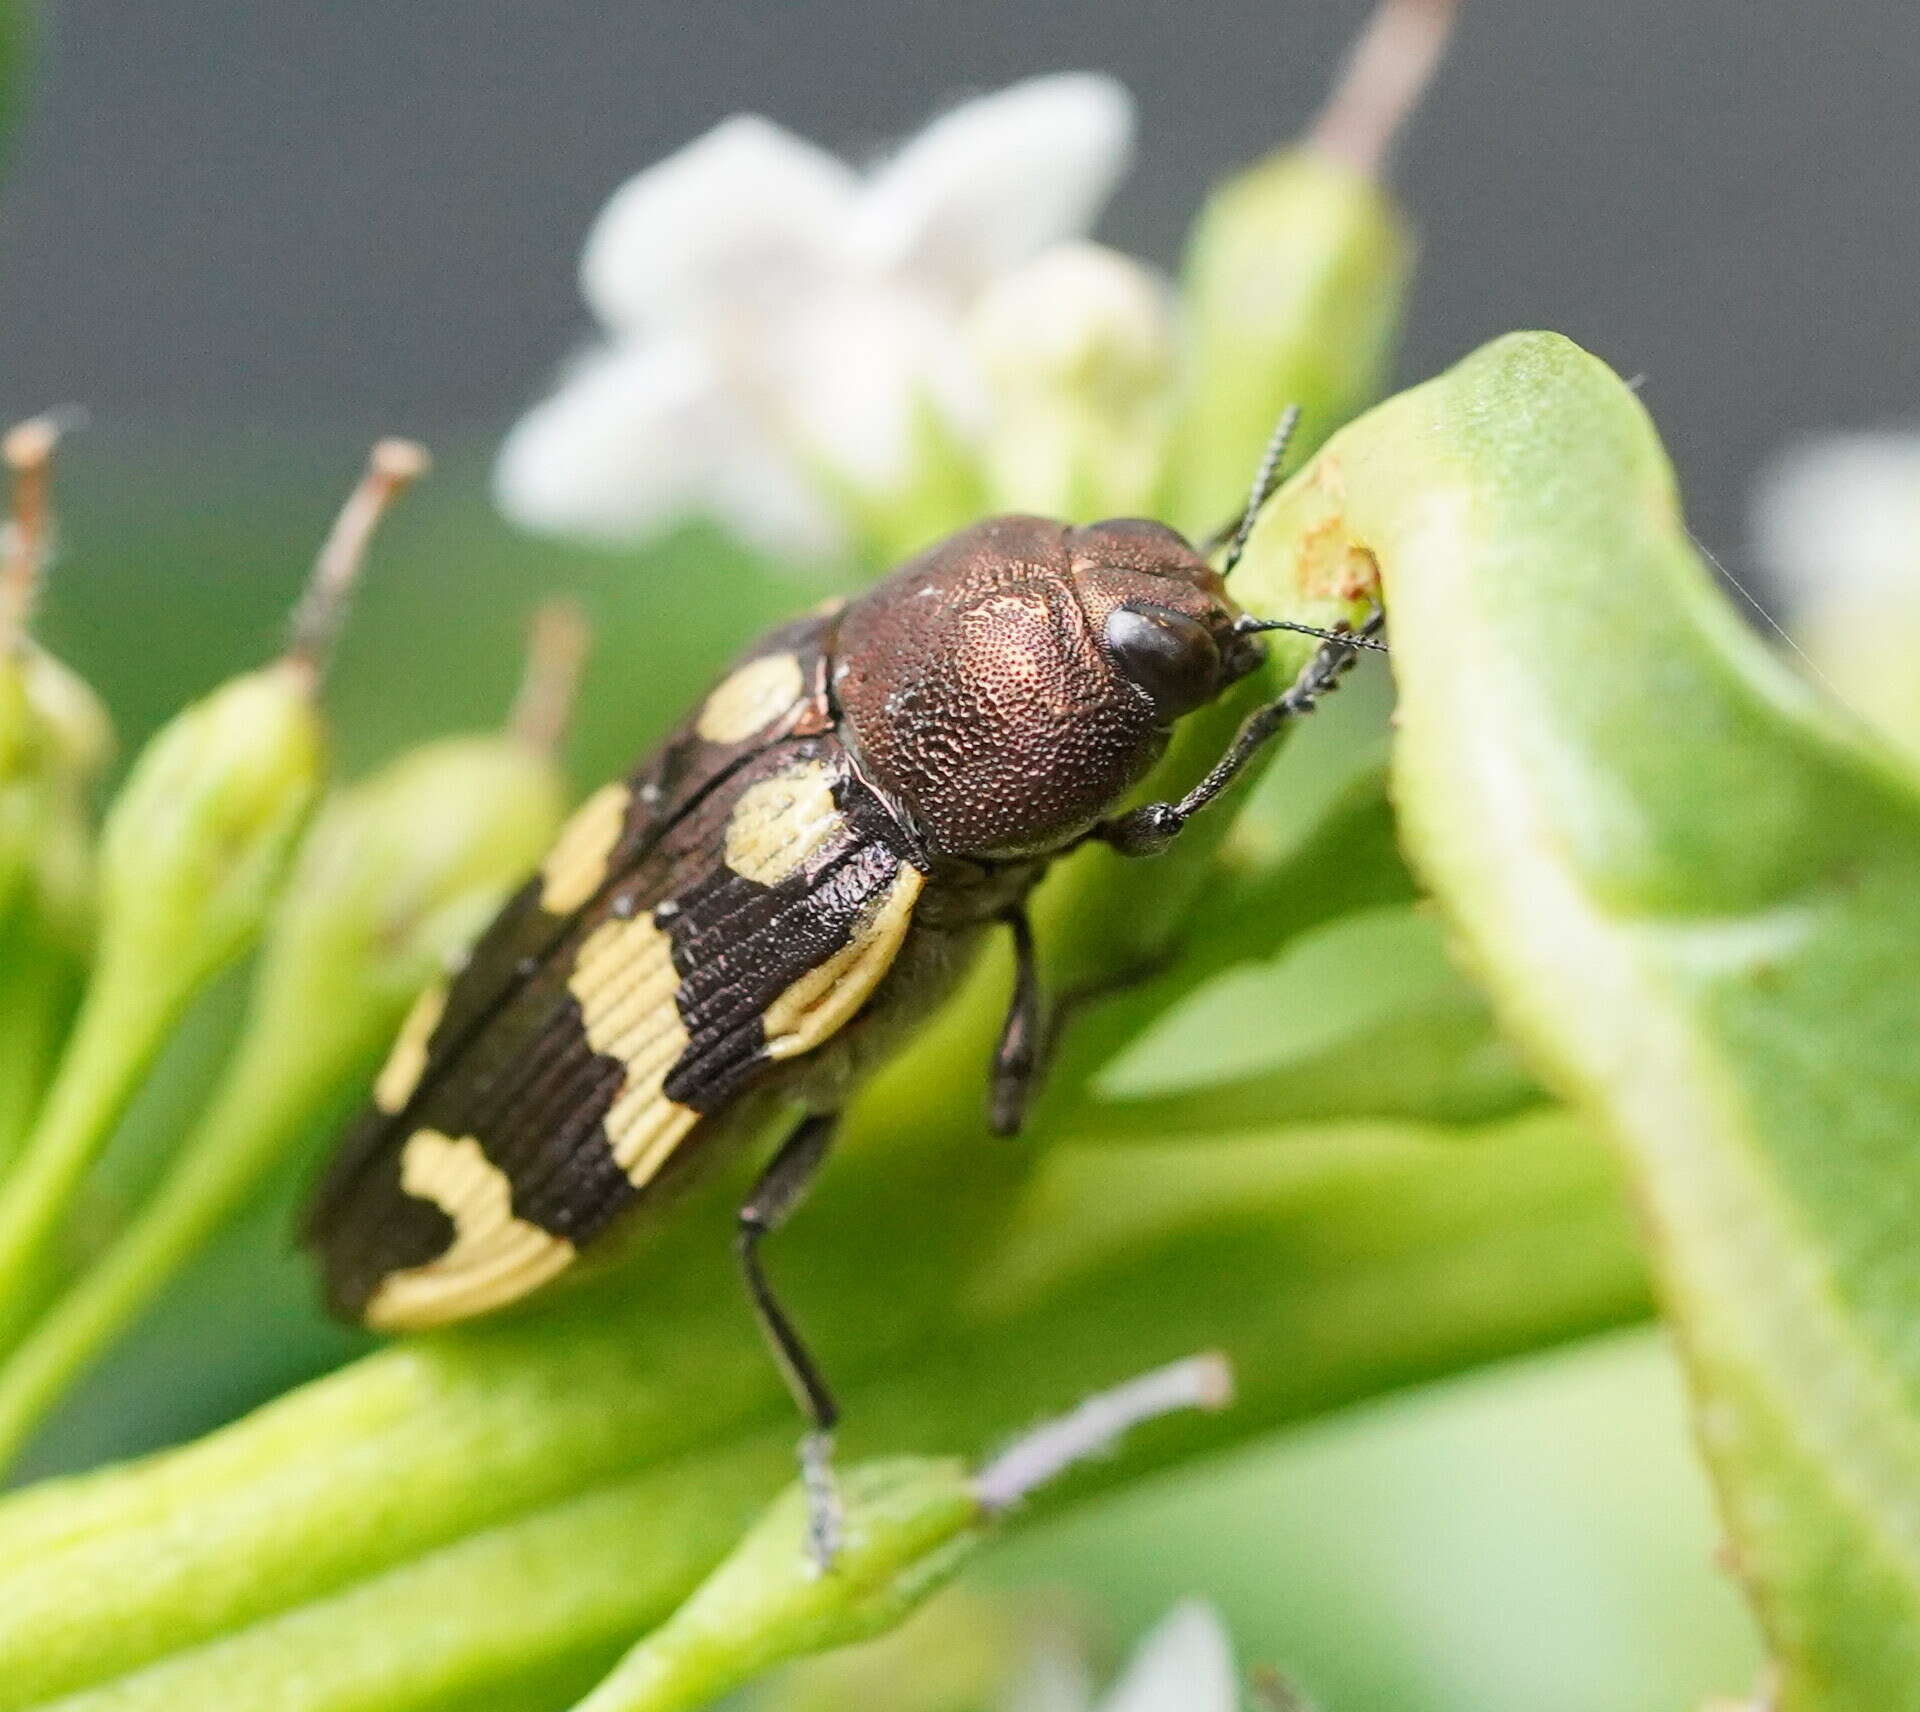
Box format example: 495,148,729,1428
494,343,720,541
767,285,983,488
1752,431,1920,612
494,339,843,561
1095,1602,1238,1712
856,73,1135,302
701,425,851,561
580,114,860,337
968,241,1175,401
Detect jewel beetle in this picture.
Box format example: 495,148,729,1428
304,416,1381,1565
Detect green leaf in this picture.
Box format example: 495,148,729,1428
1247,330,1920,1708
0,1106,1642,1711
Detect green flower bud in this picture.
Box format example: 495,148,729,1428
0,679,94,1170
0,440,426,1337
572,1458,984,1712
15,643,116,960
968,241,1178,521
0,610,575,1467
96,659,324,989
1163,0,1457,534
1166,151,1407,537
0,661,324,1335
21,641,114,788
0,423,110,1168
0,653,109,986
275,736,566,1012
0,661,35,924
0,415,86,931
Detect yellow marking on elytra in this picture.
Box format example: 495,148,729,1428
373,982,448,1114
696,652,805,745
568,911,700,1190
539,781,629,914
364,1130,575,1330
723,759,843,887
762,862,924,1060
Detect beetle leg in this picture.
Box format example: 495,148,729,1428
989,915,1180,1137
737,1112,842,1572
989,909,1045,1136
1095,615,1383,859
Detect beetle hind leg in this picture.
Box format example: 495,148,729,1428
737,1111,843,1571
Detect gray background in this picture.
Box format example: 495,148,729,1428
0,0,1915,559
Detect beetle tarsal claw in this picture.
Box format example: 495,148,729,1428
798,1430,843,1574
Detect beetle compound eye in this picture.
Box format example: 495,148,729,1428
1104,602,1222,720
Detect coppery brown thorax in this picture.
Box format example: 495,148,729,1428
830,515,1263,861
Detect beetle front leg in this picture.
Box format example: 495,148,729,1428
1096,616,1383,859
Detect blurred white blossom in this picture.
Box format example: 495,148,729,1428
967,240,1178,519
1752,431,1920,764
1009,1601,1241,1712
1753,432,1920,610
496,75,1135,561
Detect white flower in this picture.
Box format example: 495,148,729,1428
967,240,1179,518
496,75,1135,561
1752,431,1920,611
1009,1601,1241,1712
1751,431,1920,765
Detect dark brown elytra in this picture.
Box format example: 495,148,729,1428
307,415,1382,1573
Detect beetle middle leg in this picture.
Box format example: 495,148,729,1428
988,908,1176,1138
1095,615,1384,860
988,909,1045,1136
737,1110,842,1571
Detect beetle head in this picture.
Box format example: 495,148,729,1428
833,515,1263,861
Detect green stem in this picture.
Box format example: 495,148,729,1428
0,1011,369,1466
568,1460,981,1712
0,936,80,1173
573,1357,1230,1712
0,942,196,1338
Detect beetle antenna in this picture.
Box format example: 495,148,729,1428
1236,614,1389,653
1219,404,1302,580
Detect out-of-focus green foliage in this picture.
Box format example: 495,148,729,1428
1247,330,1920,1710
